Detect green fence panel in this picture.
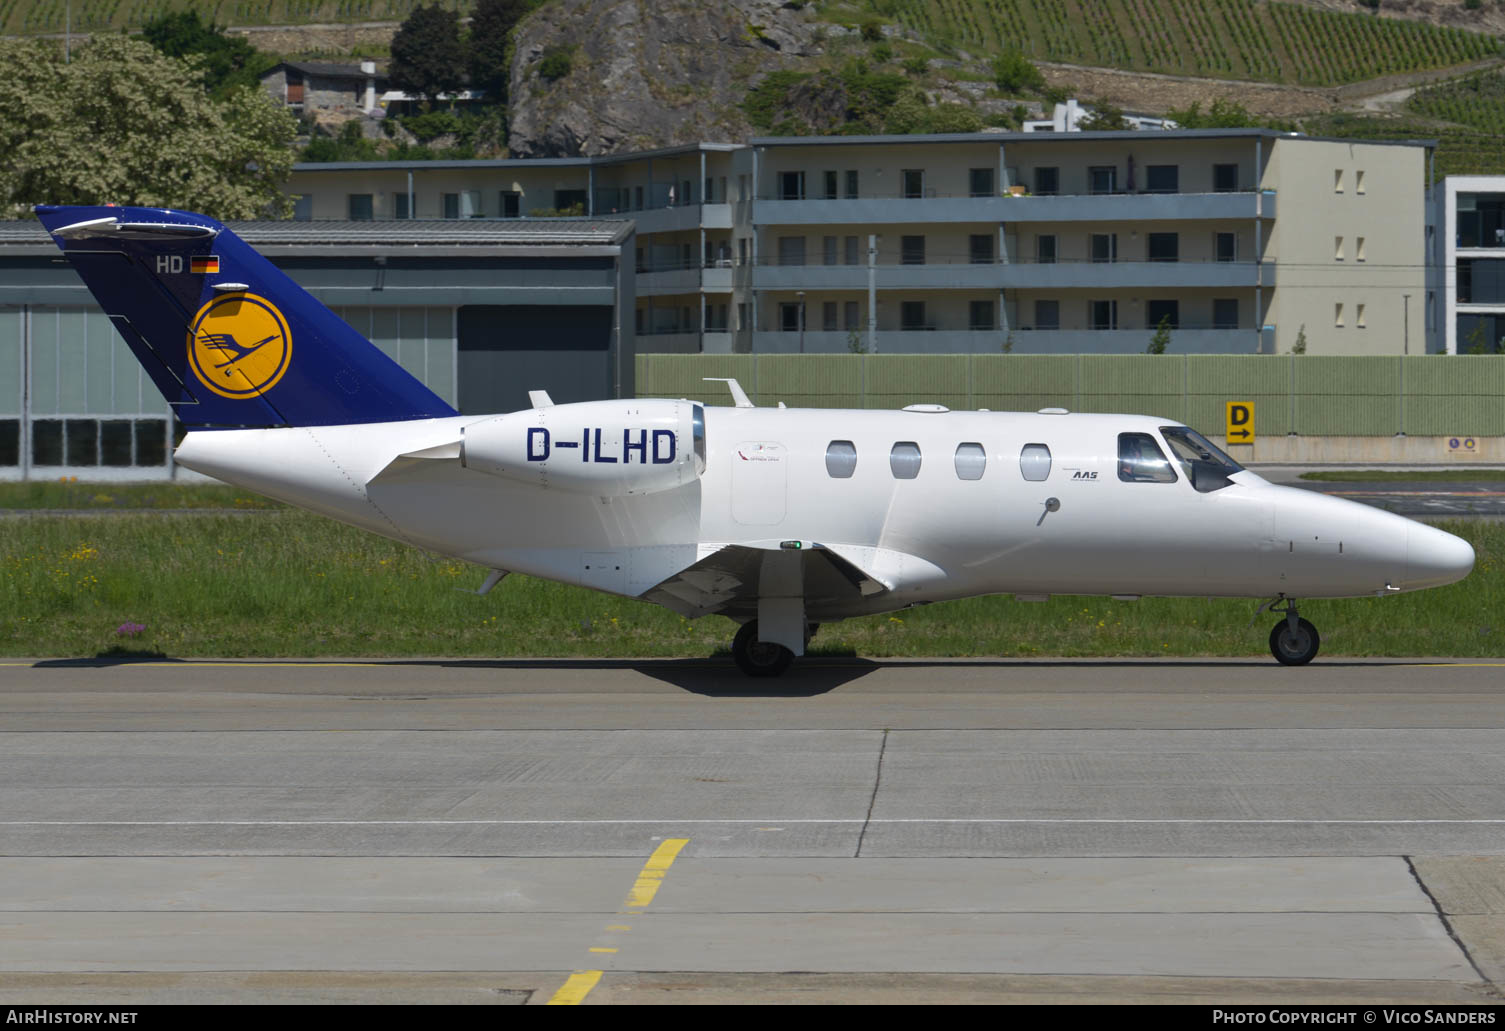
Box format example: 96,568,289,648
863,356,972,410
637,354,1505,437
1401,356,1505,436
1293,357,1401,436
637,354,755,405
754,354,865,409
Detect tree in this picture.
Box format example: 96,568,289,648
0,36,298,220
1078,99,1130,131
992,50,1044,95
1167,97,1295,132
389,4,468,103
138,10,275,99
468,0,532,104
1292,324,1308,355
1147,315,1172,354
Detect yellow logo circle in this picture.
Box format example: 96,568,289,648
186,292,292,399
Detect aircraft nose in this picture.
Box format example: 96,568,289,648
1406,522,1475,589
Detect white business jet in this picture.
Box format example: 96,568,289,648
36,205,1475,675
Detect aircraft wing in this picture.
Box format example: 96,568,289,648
642,542,940,620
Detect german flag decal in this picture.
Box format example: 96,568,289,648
190,255,221,274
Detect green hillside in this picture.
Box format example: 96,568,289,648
873,0,1499,86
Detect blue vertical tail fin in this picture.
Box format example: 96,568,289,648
34,205,458,428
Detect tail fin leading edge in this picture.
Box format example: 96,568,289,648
35,205,458,429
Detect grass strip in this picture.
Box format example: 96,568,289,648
1297,470,1505,483
0,511,1500,659
0,481,282,510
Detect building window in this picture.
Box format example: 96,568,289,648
845,301,860,330
845,169,859,198
779,171,805,200
1089,166,1117,194
969,234,994,264
1145,165,1179,193
778,236,806,266
1034,235,1056,265
1334,169,1344,193
1213,163,1239,192
1091,233,1117,264
1034,166,1059,195
347,194,373,220
737,303,748,331
29,418,167,467
901,301,928,330
553,189,584,214
443,193,459,219
1335,303,1344,328
634,186,644,210
780,303,802,332
969,167,994,197
890,441,923,479
1356,236,1366,262
1357,303,1366,328
823,236,838,266
1356,170,1366,195
954,443,987,481
500,191,521,218
393,193,411,220
1034,300,1060,330
901,235,926,265
822,301,838,331
823,170,838,200
969,300,995,331
1335,236,1344,261
1146,299,1179,329
0,420,17,466
1147,233,1179,262
1091,300,1118,330
826,441,858,478
902,169,925,199
1215,232,1237,263
1019,443,1052,482
845,236,859,265
292,195,313,221
1213,298,1239,329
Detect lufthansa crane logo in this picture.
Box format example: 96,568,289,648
186,292,292,399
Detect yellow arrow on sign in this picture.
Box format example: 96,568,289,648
1226,401,1255,444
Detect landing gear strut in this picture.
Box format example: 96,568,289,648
1261,597,1320,666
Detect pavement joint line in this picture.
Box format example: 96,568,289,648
8,819,1505,826
544,837,689,1006
1405,855,1501,998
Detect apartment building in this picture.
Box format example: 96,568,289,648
284,129,1432,357
1435,175,1505,354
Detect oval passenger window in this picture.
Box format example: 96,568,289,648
825,440,857,478
1019,443,1051,482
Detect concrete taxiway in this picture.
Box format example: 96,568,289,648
1,657,1503,1005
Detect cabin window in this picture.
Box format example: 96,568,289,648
825,440,857,478
889,441,922,479
1019,443,1051,481
954,443,987,480
1117,432,1178,483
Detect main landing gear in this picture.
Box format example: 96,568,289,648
730,621,818,678
1259,597,1321,666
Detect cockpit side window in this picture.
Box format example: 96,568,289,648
1160,426,1241,493
1117,432,1178,483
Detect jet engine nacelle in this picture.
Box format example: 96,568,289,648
460,398,705,496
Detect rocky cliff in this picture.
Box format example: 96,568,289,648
506,0,826,157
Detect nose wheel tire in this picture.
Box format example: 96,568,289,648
732,621,795,678
1269,617,1320,666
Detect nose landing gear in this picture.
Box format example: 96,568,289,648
1257,597,1321,666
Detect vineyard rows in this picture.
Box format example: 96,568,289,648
4,0,471,33
1408,70,1505,135
886,0,1499,87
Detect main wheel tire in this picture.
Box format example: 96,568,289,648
732,621,794,678
1269,617,1320,666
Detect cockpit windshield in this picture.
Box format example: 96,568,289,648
1160,426,1243,493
